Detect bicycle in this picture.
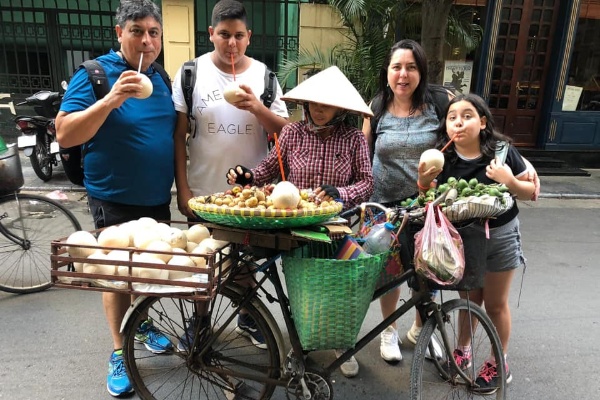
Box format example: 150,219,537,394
1,142,82,293
118,201,507,400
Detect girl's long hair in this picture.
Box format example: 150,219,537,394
436,94,512,161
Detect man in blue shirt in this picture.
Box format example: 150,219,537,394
56,0,175,396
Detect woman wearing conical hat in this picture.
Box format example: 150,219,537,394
226,66,374,211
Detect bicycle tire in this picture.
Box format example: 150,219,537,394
0,193,81,293
123,283,284,400
30,140,52,181
410,298,506,400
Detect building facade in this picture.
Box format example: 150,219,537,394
1,0,599,158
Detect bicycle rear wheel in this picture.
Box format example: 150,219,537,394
0,193,81,293
123,284,284,400
30,140,52,181
410,298,506,400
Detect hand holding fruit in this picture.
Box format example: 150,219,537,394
315,185,340,201
485,157,514,186
226,165,253,186
225,83,262,113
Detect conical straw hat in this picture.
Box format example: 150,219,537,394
282,66,373,117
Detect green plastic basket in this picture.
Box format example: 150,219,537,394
282,242,388,350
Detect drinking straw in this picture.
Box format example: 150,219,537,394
231,54,236,80
272,132,286,181
137,53,143,74
440,133,456,153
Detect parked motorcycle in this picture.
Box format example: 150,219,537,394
13,85,65,181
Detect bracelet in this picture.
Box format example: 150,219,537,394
417,180,430,191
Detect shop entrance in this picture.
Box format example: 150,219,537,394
487,0,560,146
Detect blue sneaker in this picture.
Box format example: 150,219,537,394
135,318,173,354
235,314,266,349
107,350,134,397
177,317,196,352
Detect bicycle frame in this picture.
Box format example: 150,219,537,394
0,192,29,247
188,242,448,388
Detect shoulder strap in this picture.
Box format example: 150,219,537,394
151,62,172,94
80,60,109,100
260,66,276,108
429,85,452,120
369,95,383,136
181,59,198,138
495,141,509,164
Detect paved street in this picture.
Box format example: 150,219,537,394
1,153,600,399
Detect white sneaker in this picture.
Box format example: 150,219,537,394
380,326,402,362
406,321,421,345
425,335,443,360
334,349,359,378
406,322,443,360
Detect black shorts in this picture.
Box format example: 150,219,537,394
88,196,171,229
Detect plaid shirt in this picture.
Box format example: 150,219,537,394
252,121,374,209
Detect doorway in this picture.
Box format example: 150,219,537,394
487,0,560,146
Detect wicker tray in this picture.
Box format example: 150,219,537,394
442,192,514,222
190,202,343,229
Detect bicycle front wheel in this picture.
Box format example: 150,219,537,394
410,298,506,400
0,193,81,293
123,284,284,400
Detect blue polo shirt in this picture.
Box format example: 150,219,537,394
60,50,175,206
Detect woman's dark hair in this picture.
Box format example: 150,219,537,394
211,0,248,27
437,93,512,160
115,0,162,28
371,39,432,127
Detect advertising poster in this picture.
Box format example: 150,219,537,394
562,85,583,111
443,61,473,94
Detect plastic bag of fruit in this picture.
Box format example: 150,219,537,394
414,204,465,286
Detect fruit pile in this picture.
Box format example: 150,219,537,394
401,177,510,208
63,218,228,281
189,182,341,211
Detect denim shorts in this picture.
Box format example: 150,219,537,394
461,216,525,273
88,196,171,229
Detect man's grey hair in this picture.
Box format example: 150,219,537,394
115,0,162,28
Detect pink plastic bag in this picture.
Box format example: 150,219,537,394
414,204,465,286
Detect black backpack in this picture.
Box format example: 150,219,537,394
60,60,172,186
180,59,276,139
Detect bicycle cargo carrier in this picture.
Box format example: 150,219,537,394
282,241,388,350
50,224,234,301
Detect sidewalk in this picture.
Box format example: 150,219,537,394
16,152,600,199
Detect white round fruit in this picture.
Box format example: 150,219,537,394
137,74,153,99
271,181,301,209
189,245,209,268
144,240,173,263
223,81,244,104
131,253,167,279
66,231,98,258
132,229,161,250
97,225,130,248
419,149,445,171
186,224,210,243
168,255,196,280
161,227,187,249
83,252,116,275
154,222,172,236
137,217,158,228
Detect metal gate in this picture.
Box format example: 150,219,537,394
193,0,299,85
0,0,299,96
0,0,120,96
